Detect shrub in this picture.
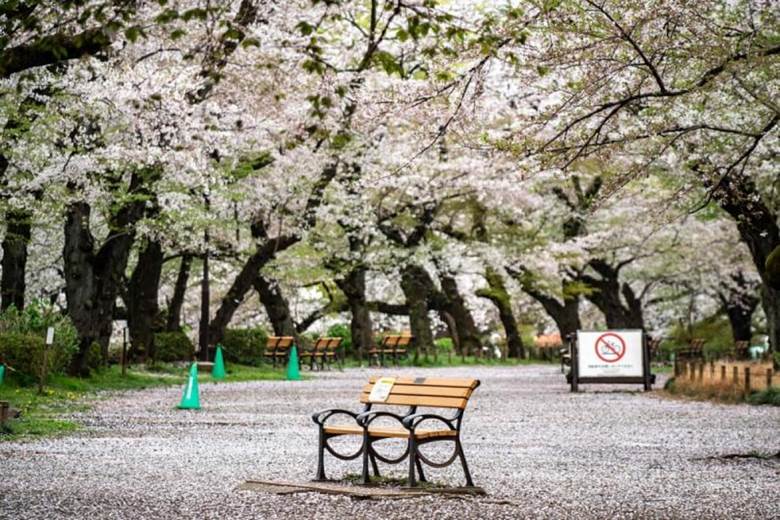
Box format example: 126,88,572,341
435,337,454,352
154,331,195,362
748,387,780,406
327,323,352,355
0,301,79,378
221,327,268,365
0,332,47,384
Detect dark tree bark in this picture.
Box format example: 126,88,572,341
437,274,482,357
208,163,338,346
207,233,298,345
513,177,601,342
400,264,436,361
253,275,297,337
63,171,153,375
1,209,31,311
706,167,780,352
126,238,164,361
520,277,582,341
0,27,113,78
579,259,645,330
166,254,192,332
335,266,373,361
476,267,524,358
0,93,49,312
716,272,760,342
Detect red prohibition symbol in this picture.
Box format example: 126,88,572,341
595,333,626,363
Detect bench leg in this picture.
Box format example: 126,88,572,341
456,439,474,487
407,437,417,487
370,453,380,478
315,431,327,481
361,432,371,484
415,457,426,482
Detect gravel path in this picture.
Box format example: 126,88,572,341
2,365,778,519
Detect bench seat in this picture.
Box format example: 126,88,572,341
323,424,457,439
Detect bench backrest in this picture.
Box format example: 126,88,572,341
379,335,413,350
361,376,480,409
313,337,330,352
265,336,294,354
381,335,400,348
326,337,342,352
395,335,412,349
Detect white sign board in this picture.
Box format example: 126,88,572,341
577,330,643,377
46,327,55,345
368,377,396,402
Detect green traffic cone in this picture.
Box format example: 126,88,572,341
286,345,301,381
212,345,226,380
178,363,201,409
0,364,5,385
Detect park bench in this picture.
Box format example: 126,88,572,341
299,337,328,370
677,338,705,360
323,337,343,370
559,333,575,373
263,336,294,368
368,334,412,367
311,376,480,487
381,335,411,366
300,337,343,370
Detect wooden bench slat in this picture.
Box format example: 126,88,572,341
323,425,456,440
360,393,468,409
368,376,478,389
360,384,471,398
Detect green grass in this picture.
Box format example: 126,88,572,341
0,362,290,441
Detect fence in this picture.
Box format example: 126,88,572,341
675,359,779,393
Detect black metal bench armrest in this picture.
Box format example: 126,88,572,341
401,413,456,431
311,408,360,425
355,410,410,427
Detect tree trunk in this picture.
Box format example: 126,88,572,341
717,272,759,343
580,260,645,330
63,172,150,376
709,173,780,353
477,267,524,358
64,202,136,375
253,275,297,337
761,285,780,356
520,277,581,343
437,274,482,357
335,266,373,362
400,264,435,361
166,254,192,331
1,208,31,311
208,234,298,345
127,239,164,361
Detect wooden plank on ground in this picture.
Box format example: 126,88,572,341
239,480,486,500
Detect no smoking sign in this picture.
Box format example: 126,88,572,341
577,329,644,378
595,333,626,363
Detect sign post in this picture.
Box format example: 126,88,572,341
39,327,55,395
568,330,655,392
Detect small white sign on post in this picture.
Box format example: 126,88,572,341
45,327,55,346
368,377,396,402
577,330,643,378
